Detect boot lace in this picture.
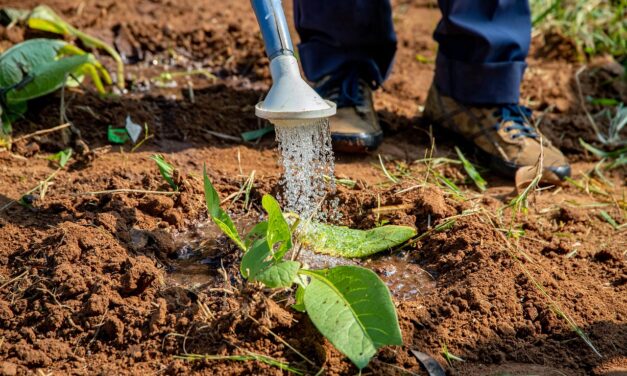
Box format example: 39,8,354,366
494,105,537,139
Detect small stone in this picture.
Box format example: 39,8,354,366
1,361,17,376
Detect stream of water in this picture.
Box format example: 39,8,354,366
273,118,336,220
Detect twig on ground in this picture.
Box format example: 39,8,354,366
12,123,71,143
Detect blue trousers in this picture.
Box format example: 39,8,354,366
293,0,531,105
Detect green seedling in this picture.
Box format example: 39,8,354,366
25,5,125,89
0,38,111,146
151,154,179,191
455,147,487,192
46,147,72,168
440,342,464,366
203,168,403,370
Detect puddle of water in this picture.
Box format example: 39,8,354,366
170,219,435,301
168,216,256,287
363,255,436,301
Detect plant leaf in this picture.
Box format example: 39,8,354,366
241,238,272,278
240,238,299,288
303,266,402,369
6,54,90,104
455,146,487,191
255,260,300,288
300,223,416,258
292,284,306,312
151,154,178,191
245,221,268,248
0,38,91,104
262,194,292,260
46,148,72,168
203,166,245,251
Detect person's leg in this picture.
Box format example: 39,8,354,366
433,0,531,105
292,0,397,152
425,0,570,180
294,0,397,86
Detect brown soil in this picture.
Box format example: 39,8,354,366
1,0,626,375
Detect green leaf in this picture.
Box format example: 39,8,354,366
0,38,92,104
240,238,299,288
455,146,487,192
300,223,416,258
46,148,72,168
241,238,272,278
244,221,268,248
0,39,66,88
27,5,124,90
203,166,245,251
292,284,306,312
6,54,90,104
262,194,292,260
303,266,402,369
255,260,300,288
151,154,178,190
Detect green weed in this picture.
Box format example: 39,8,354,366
151,154,179,191
531,0,626,61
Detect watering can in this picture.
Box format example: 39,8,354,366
250,0,336,126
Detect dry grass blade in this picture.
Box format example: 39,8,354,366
378,154,399,184
175,352,304,374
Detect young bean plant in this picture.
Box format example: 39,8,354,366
203,167,403,370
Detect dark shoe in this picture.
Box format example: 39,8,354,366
315,74,383,153
423,84,571,181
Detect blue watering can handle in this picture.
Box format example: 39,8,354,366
251,0,294,59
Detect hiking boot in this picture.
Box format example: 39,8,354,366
423,84,571,181
315,74,383,153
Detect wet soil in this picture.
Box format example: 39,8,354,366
1,0,626,375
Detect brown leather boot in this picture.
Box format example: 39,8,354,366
315,76,382,153
423,84,571,181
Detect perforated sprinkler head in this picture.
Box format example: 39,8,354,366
251,0,336,127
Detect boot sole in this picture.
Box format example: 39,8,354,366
331,131,384,153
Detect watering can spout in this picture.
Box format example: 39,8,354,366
250,0,336,123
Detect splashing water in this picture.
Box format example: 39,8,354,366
273,118,336,219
